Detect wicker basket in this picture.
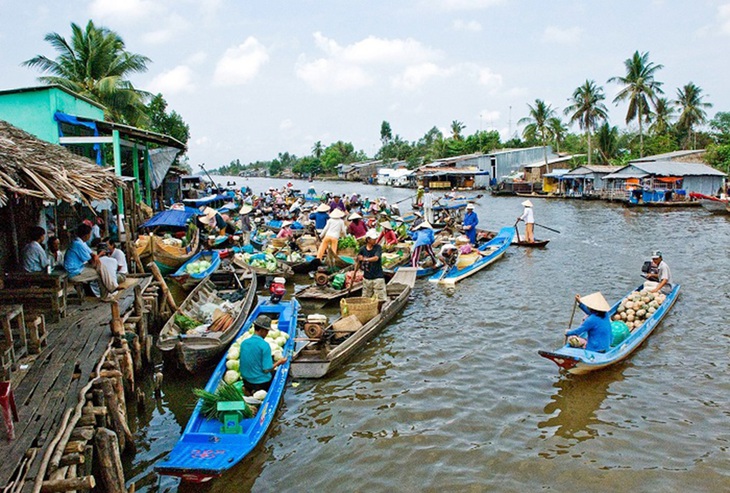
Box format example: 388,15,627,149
456,252,479,269
271,237,288,248
340,297,379,324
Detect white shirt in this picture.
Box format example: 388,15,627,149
423,193,434,208
657,260,672,286
321,218,347,239
109,248,128,274
519,207,534,224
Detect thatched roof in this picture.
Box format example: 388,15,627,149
0,119,123,207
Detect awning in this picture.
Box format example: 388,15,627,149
141,209,196,229
424,170,489,177
604,172,649,180
655,176,682,183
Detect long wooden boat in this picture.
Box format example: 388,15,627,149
429,226,514,284
690,192,729,213
479,227,548,247
169,250,222,291
157,266,257,373
155,298,298,482
136,230,201,275
538,283,681,375
624,200,701,208
515,192,563,199
291,267,417,378
232,252,294,279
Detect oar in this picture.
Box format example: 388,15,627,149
513,220,522,243
565,297,578,343
534,223,561,234
346,260,360,296
394,194,415,205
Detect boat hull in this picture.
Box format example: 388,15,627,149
429,227,514,284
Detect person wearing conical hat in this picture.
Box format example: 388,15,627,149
277,220,294,239
409,221,438,267
516,200,535,243
565,292,612,352
309,203,330,230
376,221,398,246
316,208,347,260
198,206,227,235
347,212,368,239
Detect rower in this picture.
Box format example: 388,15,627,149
565,292,612,352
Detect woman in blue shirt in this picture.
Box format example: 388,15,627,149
565,292,612,352
409,221,438,267
462,204,479,244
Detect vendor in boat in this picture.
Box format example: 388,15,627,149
415,185,425,206
277,220,295,239
377,221,398,246
310,203,330,231
439,243,459,269
565,292,612,352
198,207,232,236
316,209,347,260
462,203,479,245
238,205,253,244
239,315,288,394
21,226,50,273
410,221,439,268
516,200,535,243
645,251,673,294
328,194,347,213
358,229,387,304
347,213,368,239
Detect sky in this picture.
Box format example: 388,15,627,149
1,0,729,167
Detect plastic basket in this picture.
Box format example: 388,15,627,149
340,297,379,324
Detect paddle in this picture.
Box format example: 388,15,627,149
534,223,561,234
395,194,416,205
565,297,579,343
347,260,360,296
513,220,522,243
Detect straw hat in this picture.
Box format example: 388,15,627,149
522,200,533,207
330,209,346,219
365,229,379,240
466,203,475,210
282,220,293,227
239,205,253,215
579,292,610,312
414,221,432,230
380,221,393,230
316,203,330,213
348,213,363,220
199,207,218,226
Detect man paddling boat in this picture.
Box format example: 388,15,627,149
516,200,535,243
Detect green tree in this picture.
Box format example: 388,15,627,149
311,141,324,159
23,20,151,126
548,117,568,154
709,112,730,145
380,121,393,146
451,120,466,140
144,94,190,145
705,143,730,173
648,97,675,136
321,141,358,172
675,82,712,150
595,122,619,163
608,50,664,157
564,80,608,165
518,99,556,164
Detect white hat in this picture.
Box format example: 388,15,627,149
348,213,362,220
466,203,475,210
579,292,610,312
239,205,253,215
273,277,286,284
380,221,393,230
365,229,379,240
651,250,662,259
316,203,330,213
199,207,217,226
522,200,533,207
414,221,432,230
282,220,293,227
330,209,346,219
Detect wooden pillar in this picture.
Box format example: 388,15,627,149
143,145,152,207
132,144,141,204
113,130,124,216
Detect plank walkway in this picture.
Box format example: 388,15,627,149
0,278,146,489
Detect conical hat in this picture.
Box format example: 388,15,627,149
316,203,330,213
380,221,393,230
414,221,432,230
330,209,346,219
522,200,533,207
580,292,610,312
239,205,253,215
348,213,362,220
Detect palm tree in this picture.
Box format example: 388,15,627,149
548,117,568,154
311,141,324,159
649,97,676,136
608,51,664,157
450,120,465,140
564,80,608,165
518,99,556,165
23,20,151,125
596,122,619,163
675,82,712,149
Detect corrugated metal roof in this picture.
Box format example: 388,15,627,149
523,155,573,168
604,161,725,179
543,169,571,178
565,165,618,176
632,150,705,162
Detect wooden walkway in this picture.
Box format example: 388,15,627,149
0,278,147,489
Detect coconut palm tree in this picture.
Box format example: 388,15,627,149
311,141,324,159
675,82,712,149
450,120,466,140
596,122,619,163
649,97,676,136
608,51,664,157
518,99,556,165
564,80,608,165
548,117,568,154
23,20,151,126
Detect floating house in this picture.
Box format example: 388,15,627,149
542,169,570,194
560,165,618,197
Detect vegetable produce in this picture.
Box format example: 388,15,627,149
338,235,358,250
185,259,212,274
253,390,267,401
192,382,253,420
617,289,666,331
224,370,240,384
175,314,201,332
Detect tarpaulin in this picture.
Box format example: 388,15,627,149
141,209,196,229
149,146,181,190
54,111,102,164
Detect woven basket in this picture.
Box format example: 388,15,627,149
340,297,379,324
271,237,288,248
456,252,479,269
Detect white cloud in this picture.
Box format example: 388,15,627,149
393,63,453,91
295,56,374,92
542,26,583,44
436,0,505,10
148,65,195,95
476,66,503,91
452,19,483,32
312,32,440,65
279,119,294,130
186,51,208,65
213,37,269,86
141,13,189,44
88,0,160,22
479,110,501,123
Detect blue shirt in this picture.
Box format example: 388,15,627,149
410,228,435,247
64,238,92,278
463,211,479,244
239,334,273,384
22,241,49,273
309,211,329,229
566,312,612,352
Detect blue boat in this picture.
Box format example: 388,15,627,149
169,250,221,291
155,298,300,483
538,284,681,375
428,226,514,284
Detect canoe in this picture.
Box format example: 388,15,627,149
232,252,294,279
169,250,222,291
136,229,201,275
513,239,550,247
480,227,548,247
429,226,514,284
538,283,681,375
157,267,257,373
624,200,701,208
690,192,729,213
155,298,299,482
291,267,417,378
515,192,563,199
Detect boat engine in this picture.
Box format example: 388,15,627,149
269,277,286,304
314,267,330,286
304,314,328,340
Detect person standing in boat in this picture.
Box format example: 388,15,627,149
462,203,479,245
423,187,435,224
328,194,347,213
565,292,612,352
645,251,673,294
239,315,288,394
316,208,347,260
238,205,253,245
358,229,387,305
516,200,535,243
409,221,438,267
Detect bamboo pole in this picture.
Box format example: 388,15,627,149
147,262,177,311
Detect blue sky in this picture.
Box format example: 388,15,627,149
1,0,728,166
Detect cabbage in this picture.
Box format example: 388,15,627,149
227,347,240,360
276,336,286,347
272,349,283,361
268,329,280,339
253,390,267,400
225,360,239,371
223,370,240,384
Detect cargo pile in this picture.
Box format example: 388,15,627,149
613,288,667,331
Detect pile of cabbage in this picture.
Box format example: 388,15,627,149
235,252,279,272
185,259,212,274
223,325,289,385
612,289,667,330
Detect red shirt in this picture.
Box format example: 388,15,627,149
377,230,398,245
348,220,368,239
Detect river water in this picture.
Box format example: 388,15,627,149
127,176,729,492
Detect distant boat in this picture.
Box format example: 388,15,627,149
169,250,222,291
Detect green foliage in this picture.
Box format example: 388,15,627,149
596,122,619,163
709,112,730,145
380,121,393,145
144,94,190,145
704,144,730,173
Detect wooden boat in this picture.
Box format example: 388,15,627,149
511,228,549,247
538,283,681,374
136,230,201,275
294,265,363,303
690,192,729,213
624,200,701,208
515,192,563,199
157,266,257,373
291,267,417,378
382,249,414,278
169,250,222,291
429,226,514,284
232,252,294,279
155,298,299,482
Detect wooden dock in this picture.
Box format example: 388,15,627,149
0,276,152,491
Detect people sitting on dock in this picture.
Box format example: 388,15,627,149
239,315,288,394
516,200,535,243
358,229,387,305
565,292,612,352
47,235,64,271
347,213,368,239
316,209,347,260
93,240,120,293
21,226,50,273
644,251,673,294
64,223,117,300
106,238,128,283
376,221,398,246
462,203,479,245
410,221,438,268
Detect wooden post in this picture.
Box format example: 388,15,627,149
147,262,177,312
99,379,133,453
110,301,124,337
94,428,125,493
40,476,95,492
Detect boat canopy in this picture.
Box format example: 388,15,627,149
141,209,197,229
